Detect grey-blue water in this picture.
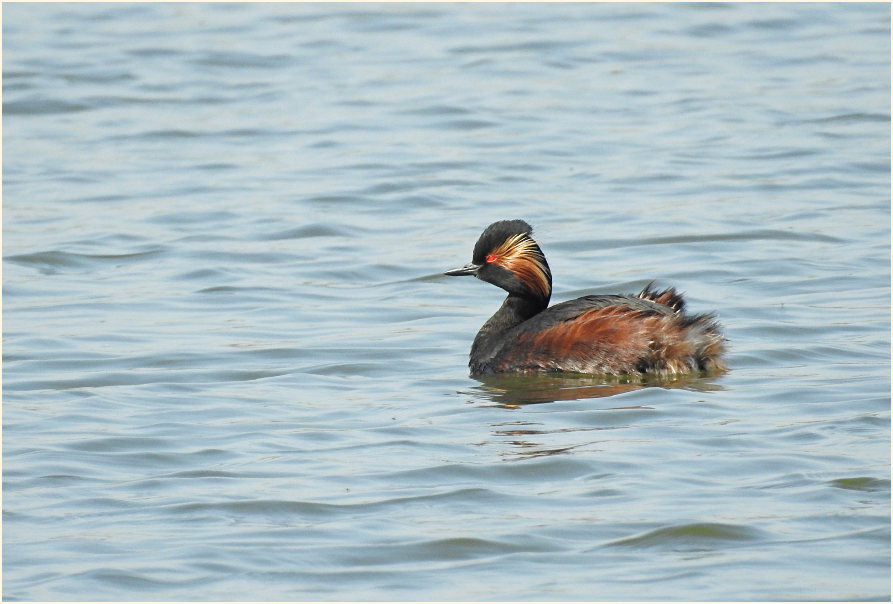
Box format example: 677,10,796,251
3,2,890,601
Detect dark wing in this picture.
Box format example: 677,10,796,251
537,293,677,322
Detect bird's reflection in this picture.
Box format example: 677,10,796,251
468,373,725,460
471,372,723,407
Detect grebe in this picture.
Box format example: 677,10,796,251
445,219,726,376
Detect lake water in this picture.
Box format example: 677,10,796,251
3,2,890,601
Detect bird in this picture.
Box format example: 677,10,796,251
444,219,726,376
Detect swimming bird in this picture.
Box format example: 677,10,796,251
445,219,726,376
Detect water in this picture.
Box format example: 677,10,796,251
3,2,889,600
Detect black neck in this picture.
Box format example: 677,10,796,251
470,293,547,370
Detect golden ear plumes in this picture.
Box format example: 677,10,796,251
488,233,552,300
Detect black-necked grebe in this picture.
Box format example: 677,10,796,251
445,219,726,376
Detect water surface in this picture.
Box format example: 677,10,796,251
3,3,890,601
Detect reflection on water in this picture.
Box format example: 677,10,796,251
475,372,726,460
471,372,726,406
490,419,621,460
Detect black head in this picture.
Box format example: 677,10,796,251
445,219,552,304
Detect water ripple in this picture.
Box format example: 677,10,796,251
606,523,765,550
3,2,889,601
5,249,165,273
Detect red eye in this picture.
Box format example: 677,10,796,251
486,254,497,263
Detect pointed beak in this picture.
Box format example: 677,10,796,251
444,262,480,277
